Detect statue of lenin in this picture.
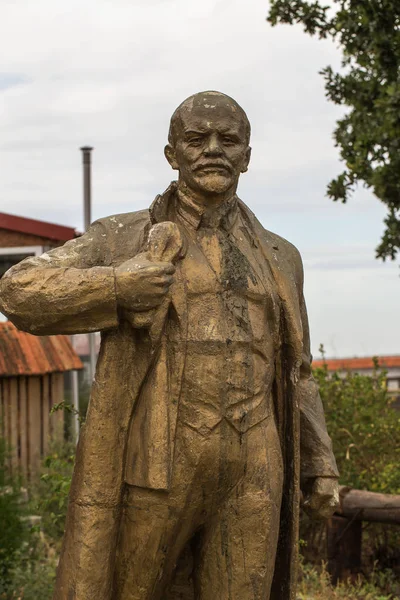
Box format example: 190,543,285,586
0,91,339,600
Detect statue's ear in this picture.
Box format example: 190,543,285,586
241,146,252,173
164,145,179,170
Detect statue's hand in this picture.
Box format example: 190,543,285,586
302,477,339,520
115,256,175,312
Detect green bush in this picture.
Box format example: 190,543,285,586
33,440,75,542
314,353,400,494
301,353,400,593
1,438,74,600
298,558,397,599
0,437,26,594
2,532,57,600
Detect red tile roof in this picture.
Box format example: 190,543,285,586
313,356,400,371
0,322,83,377
0,212,78,242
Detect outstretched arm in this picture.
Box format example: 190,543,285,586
0,221,118,335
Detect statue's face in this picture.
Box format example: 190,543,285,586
166,95,251,198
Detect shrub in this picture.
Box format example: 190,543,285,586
2,532,57,600
298,559,397,599
0,437,26,594
314,353,400,494
303,352,400,589
33,440,75,542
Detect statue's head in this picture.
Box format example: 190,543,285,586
165,91,251,199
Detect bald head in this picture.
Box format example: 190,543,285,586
164,91,252,202
168,91,251,148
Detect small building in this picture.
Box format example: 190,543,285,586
0,321,82,478
313,355,400,408
0,212,78,278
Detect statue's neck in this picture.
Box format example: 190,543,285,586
177,180,237,209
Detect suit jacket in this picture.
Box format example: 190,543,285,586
0,183,338,600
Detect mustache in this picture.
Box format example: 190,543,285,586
192,162,232,173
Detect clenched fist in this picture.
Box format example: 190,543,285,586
115,257,175,312
302,477,339,520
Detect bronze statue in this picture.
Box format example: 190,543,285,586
0,91,339,600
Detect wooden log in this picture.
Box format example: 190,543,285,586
337,486,400,525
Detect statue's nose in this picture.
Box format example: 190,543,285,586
204,134,223,156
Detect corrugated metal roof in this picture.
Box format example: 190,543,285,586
313,356,400,371
0,321,83,377
0,212,78,242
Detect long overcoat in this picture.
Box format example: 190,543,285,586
0,184,339,600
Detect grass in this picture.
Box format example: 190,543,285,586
298,560,398,600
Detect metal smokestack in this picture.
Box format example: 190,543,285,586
80,146,97,386
81,146,93,230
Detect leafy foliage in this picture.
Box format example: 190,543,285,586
35,441,75,541
298,558,397,599
0,438,26,594
315,355,400,493
0,438,74,600
1,534,57,600
267,0,400,260
300,354,400,592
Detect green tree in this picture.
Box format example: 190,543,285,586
267,0,400,260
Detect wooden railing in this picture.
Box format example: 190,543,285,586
326,486,400,583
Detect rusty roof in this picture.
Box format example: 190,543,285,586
313,356,400,371
0,212,78,242
0,321,83,377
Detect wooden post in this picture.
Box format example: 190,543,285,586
41,374,50,456
51,373,65,442
29,376,42,474
2,379,10,469
327,515,362,584
18,376,28,479
9,379,19,473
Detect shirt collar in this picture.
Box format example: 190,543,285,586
176,188,239,231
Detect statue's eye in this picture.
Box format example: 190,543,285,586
222,137,235,146
188,137,203,146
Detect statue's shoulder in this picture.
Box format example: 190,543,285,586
92,209,151,262
238,200,302,268
263,227,302,265
95,209,150,235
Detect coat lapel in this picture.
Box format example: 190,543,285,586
238,201,303,374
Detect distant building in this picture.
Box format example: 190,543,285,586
0,212,79,278
0,321,82,477
313,355,400,408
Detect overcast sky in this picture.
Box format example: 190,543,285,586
1,0,398,358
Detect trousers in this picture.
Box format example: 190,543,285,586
114,415,283,600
